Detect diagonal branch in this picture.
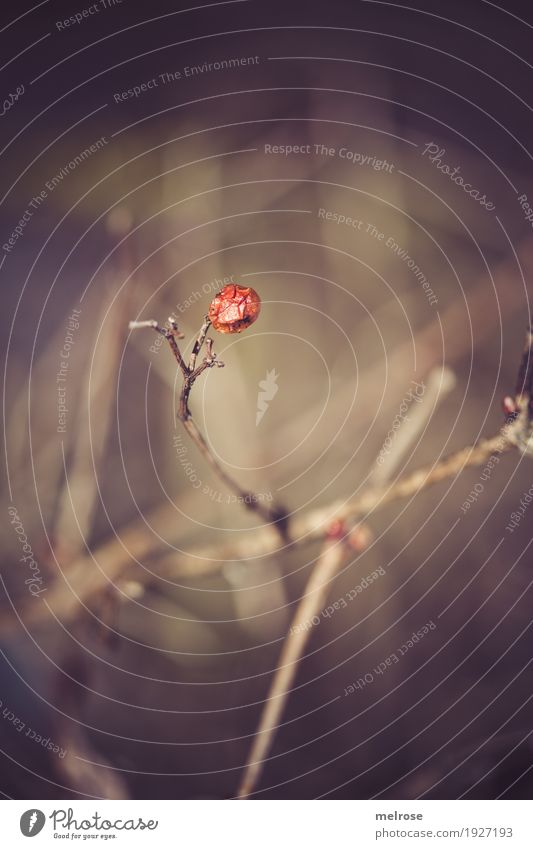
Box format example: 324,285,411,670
507,324,533,452
3,333,531,638
237,522,371,799
0,422,518,639
235,330,533,798
237,365,453,798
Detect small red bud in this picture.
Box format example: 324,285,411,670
326,519,346,540
208,284,261,334
502,395,519,419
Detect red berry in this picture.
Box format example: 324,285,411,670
502,396,518,418
208,284,261,334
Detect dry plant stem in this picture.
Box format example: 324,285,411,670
337,432,513,523
128,317,286,530
55,290,128,554
6,331,531,635
235,438,511,798
181,415,274,512
0,426,517,637
512,326,533,446
237,535,354,799
237,369,456,798
236,327,533,799
188,316,211,372
158,429,515,582
370,366,456,486
515,326,533,402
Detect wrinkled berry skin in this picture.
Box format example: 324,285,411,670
208,284,261,334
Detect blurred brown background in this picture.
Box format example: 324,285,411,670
1,0,533,799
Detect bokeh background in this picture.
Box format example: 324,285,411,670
2,0,533,799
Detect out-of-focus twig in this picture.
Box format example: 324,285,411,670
237,522,371,799
0,425,515,636
53,650,128,799
160,423,512,567
3,331,532,637
54,283,128,555
370,366,456,486
236,332,533,798
55,213,139,556
237,365,454,798
506,325,533,455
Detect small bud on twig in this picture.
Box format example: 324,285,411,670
128,288,284,530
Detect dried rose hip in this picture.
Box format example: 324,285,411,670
208,284,261,334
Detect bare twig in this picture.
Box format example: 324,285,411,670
129,318,188,376
3,332,531,637
53,650,128,798
506,325,533,454
129,315,288,532
0,425,517,638
237,366,451,798
55,286,128,555
370,366,456,486
188,315,211,372
514,325,533,402
237,523,371,799
235,332,533,798
173,431,515,583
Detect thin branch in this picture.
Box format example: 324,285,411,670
55,279,133,556
128,315,288,532
178,335,224,423
0,424,518,639
4,333,531,637
129,318,188,376
514,324,533,401
508,324,533,450
237,366,452,798
338,432,513,523
235,332,533,798
188,315,211,372
370,366,456,487
237,523,371,799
